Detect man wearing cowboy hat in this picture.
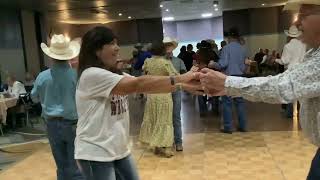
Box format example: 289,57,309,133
31,34,83,180
275,25,306,118
164,37,187,151
209,27,248,134
275,25,306,69
196,0,320,179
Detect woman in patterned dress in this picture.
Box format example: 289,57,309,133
139,42,178,157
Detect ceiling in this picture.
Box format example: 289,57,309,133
0,0,289,24
161,0,288,21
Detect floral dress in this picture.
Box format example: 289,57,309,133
139,56,178,147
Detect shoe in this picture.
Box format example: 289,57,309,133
220,129,232,134
237,128,248,132
176,144,183,152
154,147,162,155
158,147,174,158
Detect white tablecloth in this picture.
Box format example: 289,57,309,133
0,97,18,124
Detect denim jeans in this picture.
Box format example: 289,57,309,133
198,95,208,114
222,96,247,131
307,148,320,180
77,155,139,180
172,91,182,145
286,103,293,118
46,119,84,180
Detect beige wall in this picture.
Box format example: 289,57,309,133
243,33,287,58
0,49,25,81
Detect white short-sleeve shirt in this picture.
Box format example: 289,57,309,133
75,67,131,162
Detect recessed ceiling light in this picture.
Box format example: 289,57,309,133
160,4,163,8
262,3,265,6
163,17,175,21
118,13,122,16
201,13,213,18
215,8,219,11
128,16,132,19
214,4,218,7
166,9,169,12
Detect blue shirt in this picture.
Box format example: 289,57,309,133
216,41,246,76
171,57,187,73
31,62,78,120
134,51,152,70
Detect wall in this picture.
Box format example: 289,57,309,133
223,6,294,57
46,18,163,45
244,33,287,58
0,9,26,82
163,17,224,42
21,10,41,75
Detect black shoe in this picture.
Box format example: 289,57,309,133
237,128,248,132
220,129,232,134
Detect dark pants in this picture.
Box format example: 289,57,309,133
198,95,208,114
46,119,84,180
307,148,320,180
222,96,247,131
77,155,139,180
172,91,182,145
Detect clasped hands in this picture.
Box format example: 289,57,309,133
179,68,228,96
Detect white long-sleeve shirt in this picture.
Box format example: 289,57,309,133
275,39,306,69
225,47,320,147
8,81,26,97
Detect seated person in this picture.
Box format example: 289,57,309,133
6,75,27,97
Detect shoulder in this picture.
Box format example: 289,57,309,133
81,67,110,78
35,69,50,82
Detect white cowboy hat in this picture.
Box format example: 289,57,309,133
284,0,320,11
163,37,178,49
284,25,302,37
41,34,80,61
134,43,144,49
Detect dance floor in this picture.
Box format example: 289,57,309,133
0,96,314,180
0,131,316,180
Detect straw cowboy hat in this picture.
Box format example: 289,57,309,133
284,0,320,11
163,37,178,49
41,34,80,60
284,25,302,37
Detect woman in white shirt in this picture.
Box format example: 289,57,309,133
75,26,201,180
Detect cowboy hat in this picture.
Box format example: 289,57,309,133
284,0,320,11
134,43,144,49
163,37,178,49
284,25,302,37
41,34,80,60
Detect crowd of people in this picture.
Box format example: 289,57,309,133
3,0,318,180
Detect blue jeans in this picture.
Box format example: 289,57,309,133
77,155,139,180
307,148,320,180
46,119,84,180
198,95,208,114
172,91,182,145
286,103,293,118
222,96,247,131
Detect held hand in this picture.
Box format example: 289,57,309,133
208,61,216,69
178,71,201,83
199,68,227,92
180,80,204,95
